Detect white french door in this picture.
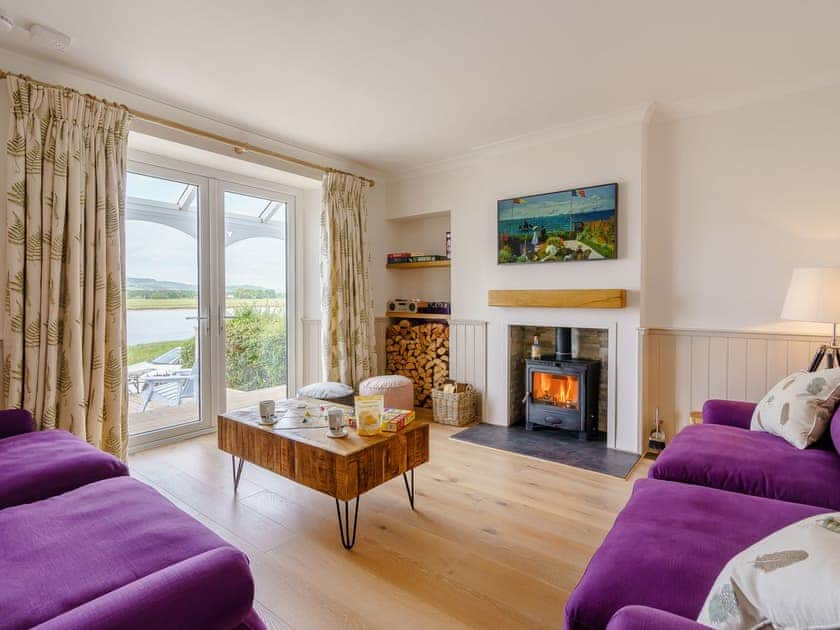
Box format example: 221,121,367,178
126,158,296,449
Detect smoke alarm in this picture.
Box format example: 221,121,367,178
29,23,71,52
0,13,14,32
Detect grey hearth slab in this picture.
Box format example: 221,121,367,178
451,423,640,478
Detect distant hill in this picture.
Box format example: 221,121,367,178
127,277,277,294
127,277,196,291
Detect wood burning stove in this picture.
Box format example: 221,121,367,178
524,327,600,439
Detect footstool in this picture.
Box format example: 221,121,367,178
296,381,355,407
359,375,414,409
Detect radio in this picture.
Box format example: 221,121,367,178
388,298,424,313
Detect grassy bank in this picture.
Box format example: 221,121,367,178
127,339,188,365
127,298,285,310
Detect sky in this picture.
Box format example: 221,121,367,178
125,173,286,291
498,183,617,221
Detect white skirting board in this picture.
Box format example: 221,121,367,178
641,327,831,443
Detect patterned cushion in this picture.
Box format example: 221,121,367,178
698,512,840,629
297,381,353,401
750,368,840,449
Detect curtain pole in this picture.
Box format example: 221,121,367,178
0,68,375,187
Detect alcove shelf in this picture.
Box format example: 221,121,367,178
386,259,450,269
384,312,451,321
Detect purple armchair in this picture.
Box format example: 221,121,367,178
0,407,35,438
649,400,840,509
0,409,264,628
34,548,262,630
0,408,129,509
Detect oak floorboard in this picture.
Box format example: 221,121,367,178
129,423,649,629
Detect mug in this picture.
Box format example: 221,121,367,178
327,408,345,435
259,400,275,423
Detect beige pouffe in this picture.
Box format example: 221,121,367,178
359,375,414,409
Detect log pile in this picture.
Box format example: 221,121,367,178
385,320,450,408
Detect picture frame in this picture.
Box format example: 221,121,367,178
497,182,618,265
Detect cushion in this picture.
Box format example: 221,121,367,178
297,381,354,402
750,367,840,448
698,512,840,629
0,429,128,509
564,478,828,630
650,423,840,509
0,476,242,628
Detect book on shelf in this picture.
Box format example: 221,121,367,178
387,254,449,264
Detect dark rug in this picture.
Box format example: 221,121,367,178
451,423,641,478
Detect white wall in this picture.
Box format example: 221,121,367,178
302,188,323,320
645,84,840,334
388,119,647,452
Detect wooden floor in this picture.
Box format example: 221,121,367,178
129,423,650,630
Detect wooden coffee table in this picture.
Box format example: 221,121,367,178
217,400,430,549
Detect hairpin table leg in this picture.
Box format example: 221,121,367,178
232,456,245,492
335,496,360,550
403,468,415,510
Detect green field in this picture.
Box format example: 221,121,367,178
127,298,284,310
127,339,188,365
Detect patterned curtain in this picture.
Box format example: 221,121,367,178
2,76,133,459
320,172,375,387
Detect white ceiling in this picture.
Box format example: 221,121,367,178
2,1,839,174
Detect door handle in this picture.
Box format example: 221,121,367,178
218,306,236,334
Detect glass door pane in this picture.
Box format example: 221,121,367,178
222,189,288,411
125,171,206,436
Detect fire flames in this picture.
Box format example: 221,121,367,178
533,372,579,409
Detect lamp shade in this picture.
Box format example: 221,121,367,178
781,267,840,323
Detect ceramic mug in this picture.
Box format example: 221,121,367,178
327,408,345,435
259,400,276,423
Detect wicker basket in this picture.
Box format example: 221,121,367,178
431,386,480,426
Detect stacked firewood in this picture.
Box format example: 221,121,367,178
385,320,450,408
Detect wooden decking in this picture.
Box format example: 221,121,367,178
128,385,286,435
129,422,649,629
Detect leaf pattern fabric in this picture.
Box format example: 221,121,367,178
751,549,808,573
319,172,375,387
2,76,132,460
698,512,840,629
749,367,840,449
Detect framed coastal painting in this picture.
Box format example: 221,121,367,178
497,182,618,264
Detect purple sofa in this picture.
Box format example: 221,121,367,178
566,399,840,629
650,400,840,509
564,478,828,630
0,409,265,629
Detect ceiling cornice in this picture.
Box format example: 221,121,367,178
655,70,840,121
390,102,654,182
